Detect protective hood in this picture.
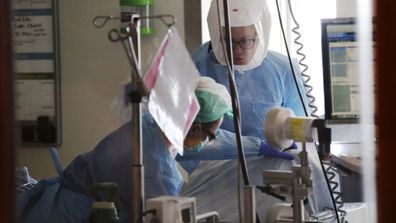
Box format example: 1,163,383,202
207,0,272,71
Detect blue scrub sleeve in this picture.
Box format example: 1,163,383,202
176,128,262,173
177,128,261,161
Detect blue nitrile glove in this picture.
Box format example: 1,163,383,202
259,140,296,160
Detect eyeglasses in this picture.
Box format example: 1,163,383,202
232,36,257,49
201,126,216,144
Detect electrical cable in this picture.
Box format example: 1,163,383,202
214,4,241,223
219,1,252,221
215,1,261,222
286,0,319,118
219,0,250,186
319,151,347,222
275,0,309,117
214,2,244,223
275,0,346,222
285,1,347,221
324,160,347,219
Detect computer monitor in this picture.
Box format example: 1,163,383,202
321,17,359,122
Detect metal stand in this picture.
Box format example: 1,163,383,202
93,14,175,223
262,118,333,223
263,143,312,223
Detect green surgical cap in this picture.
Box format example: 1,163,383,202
194,77,233,123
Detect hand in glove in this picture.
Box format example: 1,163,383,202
258,140,296,160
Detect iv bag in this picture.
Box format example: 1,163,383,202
144,27,200,155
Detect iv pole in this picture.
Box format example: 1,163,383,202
107,15,147,223
93,14,175,223
127,16,145,223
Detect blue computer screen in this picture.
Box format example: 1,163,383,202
321,18,360,122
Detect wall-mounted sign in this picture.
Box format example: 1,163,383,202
12,0,61,146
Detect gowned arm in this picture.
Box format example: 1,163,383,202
177,128,261,161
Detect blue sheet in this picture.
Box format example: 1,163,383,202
180,145,334,222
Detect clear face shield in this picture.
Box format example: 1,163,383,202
207,0,272,71
230,23,267,68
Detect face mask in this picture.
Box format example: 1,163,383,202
185,142,206,153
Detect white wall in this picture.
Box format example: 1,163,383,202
16,0,358,180
286,0,337,117
17,0,185,179
337,0,357,17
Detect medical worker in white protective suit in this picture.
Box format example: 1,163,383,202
177,0,307,169
195,0,308,138
177,0,334,222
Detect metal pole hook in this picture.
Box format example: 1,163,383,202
93,15,120,29
93,14,176,29
135,14,176,28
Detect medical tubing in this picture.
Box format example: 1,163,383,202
214,2,243,222
217,1,262,223
217,0,251,189
220,2,245,223
275,0,308,117
286,0,319,118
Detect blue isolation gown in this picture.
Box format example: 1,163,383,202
177,42,309,172
19,113,183,223
191,42,309,139
61,113,183,222
177,43,333,222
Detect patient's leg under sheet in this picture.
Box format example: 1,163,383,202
180,146,333,222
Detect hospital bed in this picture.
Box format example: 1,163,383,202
180,145,335,223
